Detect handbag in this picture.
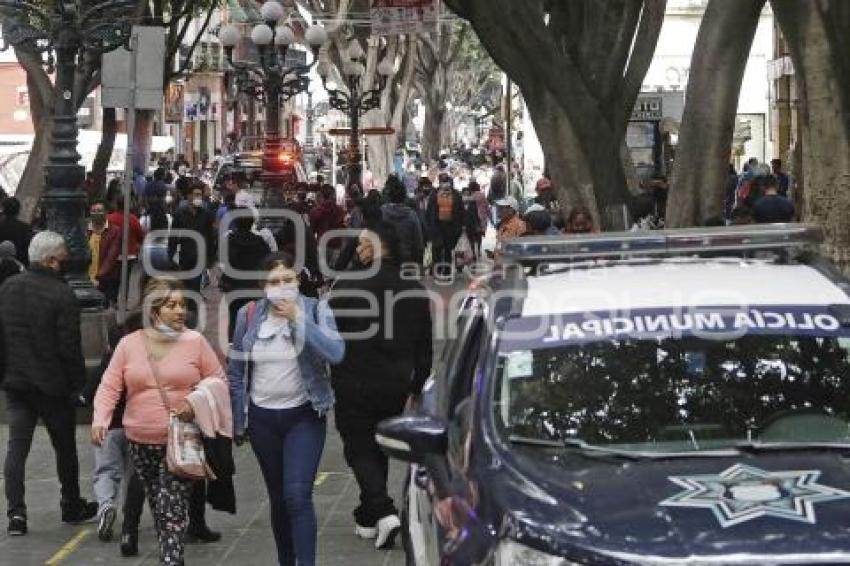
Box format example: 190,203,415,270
146,340,216,481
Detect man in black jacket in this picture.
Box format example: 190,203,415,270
381,174,424,266
0,231,97,535
329,222,433,550
425,174,463,278
168,183,216,310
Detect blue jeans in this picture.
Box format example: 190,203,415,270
248,403,326,566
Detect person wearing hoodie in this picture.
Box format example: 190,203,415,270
220,205,272,341
329,222,433,551
381,175,424,265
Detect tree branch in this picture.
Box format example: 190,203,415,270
615,0,667,134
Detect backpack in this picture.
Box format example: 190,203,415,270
437,191,454,222
736,178,762,208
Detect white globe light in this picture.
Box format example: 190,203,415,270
260,0,285,23
251,24,274,46
275,26,295,46
305,25,328,48
219,24,241,48
347,40,365,61
377,59,394,76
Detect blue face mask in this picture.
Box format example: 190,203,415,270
155,322,182,341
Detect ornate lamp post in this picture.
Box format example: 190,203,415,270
0,0,133,307
219,1,326,186
317,39,394,190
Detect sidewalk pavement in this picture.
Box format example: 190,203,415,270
0,271,469,565
0,417,407,566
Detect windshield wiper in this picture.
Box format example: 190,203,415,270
508,435,644,461
735,441,850,455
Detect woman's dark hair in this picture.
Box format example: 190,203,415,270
369,222,401,264
525,210,552,234
260,251,317,297
146,198,169,232
468,181,481,193
384,174,407,204
567,206,593,226
232,212,254,233
261,251,297,273
361,191,384,230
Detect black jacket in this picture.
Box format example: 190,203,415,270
168,206,216,271
204,436,236,514
753,194,795,224
425,189,464,246
0,267,86,397
382,203,425,264
219,230,270,292
0,217,32,266
329,264,433,397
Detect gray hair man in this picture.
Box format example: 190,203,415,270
0,230,97,535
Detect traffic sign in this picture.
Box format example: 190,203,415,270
328,127,396,136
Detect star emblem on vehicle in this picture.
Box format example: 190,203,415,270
659,463,850,528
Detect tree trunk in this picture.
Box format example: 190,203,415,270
132,109,155,173
16,118,52,222
364,108,394,186
91,107,117,200
444,0,664,230
666,0,766,228
524,87,596,218
422,104,445,161
773,0,850,269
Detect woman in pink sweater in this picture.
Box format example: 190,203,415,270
92,277,225,566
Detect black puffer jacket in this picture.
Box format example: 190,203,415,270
0,266,86,397
329,263,433,398
219,229,270,292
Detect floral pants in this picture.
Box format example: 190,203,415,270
129,442,193,566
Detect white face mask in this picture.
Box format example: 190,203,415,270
266,284,299,303
165,194,174,204
192,198,203,208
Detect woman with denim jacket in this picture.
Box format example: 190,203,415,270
227,252,344,566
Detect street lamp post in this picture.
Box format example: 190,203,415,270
0,0,134,308
317,39,394,190
219,1,326,187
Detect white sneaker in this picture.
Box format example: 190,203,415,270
374,514,401,550
354,523,377,539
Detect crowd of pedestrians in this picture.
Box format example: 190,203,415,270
0,143,806,565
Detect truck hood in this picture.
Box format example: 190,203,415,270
491,451,850,564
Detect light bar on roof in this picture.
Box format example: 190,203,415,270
501,224,823,263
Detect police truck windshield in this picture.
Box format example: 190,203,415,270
494,306,850,454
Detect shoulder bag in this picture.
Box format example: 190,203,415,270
145,338,216,481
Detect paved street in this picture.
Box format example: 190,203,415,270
0,417,407,566
0,275,464,565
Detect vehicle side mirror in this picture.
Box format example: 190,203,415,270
376,414,448,465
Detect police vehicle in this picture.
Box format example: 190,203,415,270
213,145,307,196
378,224,850,565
